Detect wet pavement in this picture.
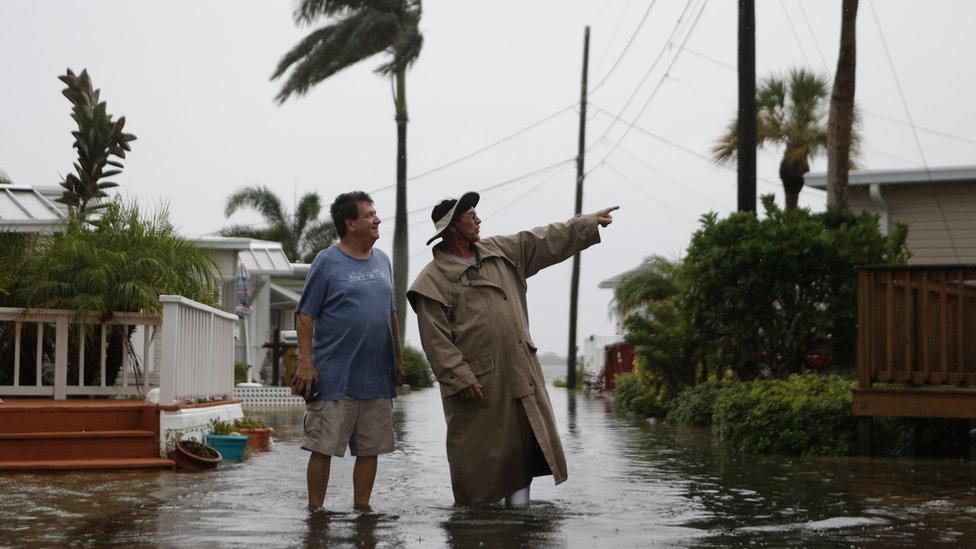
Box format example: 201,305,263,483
4,365,976,547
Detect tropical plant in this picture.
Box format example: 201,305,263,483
0,167,11,184
220,185,336,263
271,0,424,338
3,199,219,386
681,195,908,380
612,255,682,318
713,68,854,211
826,0,860,210
56,69,136,221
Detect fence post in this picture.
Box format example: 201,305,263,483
159,298,179,406
53,315,69,400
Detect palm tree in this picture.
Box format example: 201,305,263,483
220,185,336,263
826,0,860,210
271,0,423,339
713,68,851,211
612,256,682,319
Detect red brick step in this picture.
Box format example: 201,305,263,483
0,457,174,471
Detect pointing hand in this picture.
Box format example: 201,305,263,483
593,205,620,227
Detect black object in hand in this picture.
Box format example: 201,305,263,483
290,371,320,404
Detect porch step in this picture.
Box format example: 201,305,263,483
0,401,153,433
0,457,174,472
0,430,158,461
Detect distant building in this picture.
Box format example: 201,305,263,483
806,165,976,264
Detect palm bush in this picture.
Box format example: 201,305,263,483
1,200,218,386
220,185,335,263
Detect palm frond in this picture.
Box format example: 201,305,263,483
224,185,287,225
293,192,322,236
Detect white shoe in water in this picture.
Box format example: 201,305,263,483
504,485,530,509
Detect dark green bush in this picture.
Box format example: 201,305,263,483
682,196,908,380
666,381,730,427
613,370,669,418
712,374,858,455
402,345,433,389
234,362,249,385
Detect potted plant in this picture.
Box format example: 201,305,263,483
169,436,222,471
204,418,249,461
233,415,275,452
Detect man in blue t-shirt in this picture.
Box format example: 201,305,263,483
294,191,403,512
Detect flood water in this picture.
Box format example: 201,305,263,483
4,365,976,547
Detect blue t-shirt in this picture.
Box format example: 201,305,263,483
296,246,397,401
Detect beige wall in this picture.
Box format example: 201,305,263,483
849,182,976,264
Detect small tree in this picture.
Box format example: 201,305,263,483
57,69,136,221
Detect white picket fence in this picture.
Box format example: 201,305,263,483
0,295,236,405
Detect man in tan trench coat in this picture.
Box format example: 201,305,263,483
407,191,617,506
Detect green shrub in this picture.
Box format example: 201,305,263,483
209,418,235,435
234,362,249,385
614,370,669,418
666,381,730,427
712,374,857,455
402,345,433,389
682,197,908,380
233,415,267,430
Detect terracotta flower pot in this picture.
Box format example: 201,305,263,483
237,427,275,451
169,439,222,471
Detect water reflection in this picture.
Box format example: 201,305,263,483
441,504,565,548
302,511,389,548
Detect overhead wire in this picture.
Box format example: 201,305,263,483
868,0,960,262
779,0,812,66
604,163,695,222
589,0,661,94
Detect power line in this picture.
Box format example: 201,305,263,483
595,0,711,168
868,0,960,262
604,163,695,222
590,0,661,94
591,0,697,150
614,143,730,209
368,103,577,193
795,0,829,70
593,0,633,72
779,0,812,66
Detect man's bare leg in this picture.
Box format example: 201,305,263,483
352,456,378,511
307,452,332,510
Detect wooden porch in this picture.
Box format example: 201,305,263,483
0,295,239,471
854,265,976,455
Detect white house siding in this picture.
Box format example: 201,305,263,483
848,182,976,264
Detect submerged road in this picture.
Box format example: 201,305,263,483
4,365,976,547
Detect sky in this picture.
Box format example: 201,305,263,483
2,0,976,355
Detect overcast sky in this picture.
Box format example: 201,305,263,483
3,1,975,355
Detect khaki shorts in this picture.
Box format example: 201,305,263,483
301,398,394,457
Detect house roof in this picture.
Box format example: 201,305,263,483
806,165,976,189
192,236,293,275
599,259,654,290
0,185,67,233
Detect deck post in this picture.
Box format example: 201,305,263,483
159,299,179,406
54,315,69,400
858,417,872,456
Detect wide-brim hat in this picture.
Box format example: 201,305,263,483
426,191,480,245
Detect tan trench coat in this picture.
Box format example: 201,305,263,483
407,214,601,505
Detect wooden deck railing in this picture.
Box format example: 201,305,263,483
857,265,976,389
0,295,236,404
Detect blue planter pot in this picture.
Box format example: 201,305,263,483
204,434,249,461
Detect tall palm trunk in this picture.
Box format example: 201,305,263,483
393,69,408,340
780,158,809,211
826,0,859,210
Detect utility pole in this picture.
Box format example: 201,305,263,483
737,0,757,213
567,26,589,390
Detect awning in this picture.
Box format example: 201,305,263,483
0,186,66,233
269,283,301,305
